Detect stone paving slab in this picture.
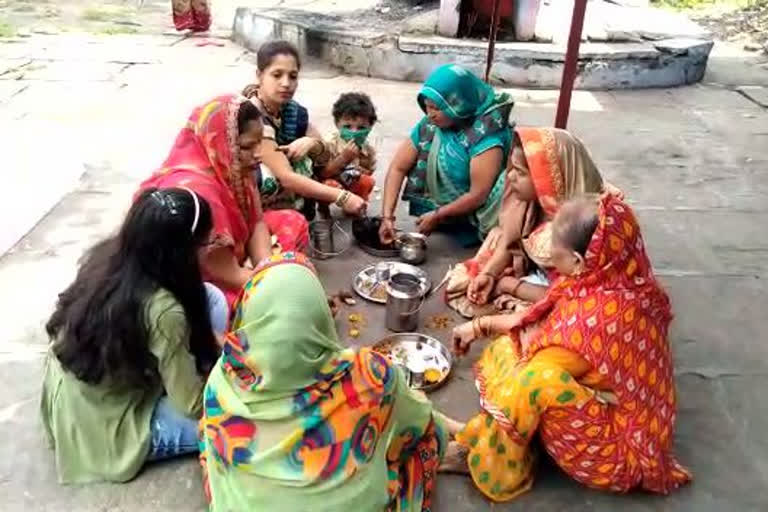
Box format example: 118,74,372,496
0,121,86,263
737,85,768,108
14,60,127,81
0,41,38,60
0,81,124,121
398,36,664,61
0,57,32,76
0,80,29,102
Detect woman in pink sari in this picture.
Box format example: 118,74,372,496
137,94,309,308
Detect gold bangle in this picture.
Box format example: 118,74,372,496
480,316,492,337
335,190,350,208
472,318,482,340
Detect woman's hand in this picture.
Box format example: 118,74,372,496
495,276,521,297
342,193,367,216
452,321,478,356
416,210,442,235
379,217,396,246
603,181,624,199
278,137,320,161
468,273,495,305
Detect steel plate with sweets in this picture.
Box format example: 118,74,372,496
372,333,453,391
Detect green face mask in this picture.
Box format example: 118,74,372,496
339,127,372,148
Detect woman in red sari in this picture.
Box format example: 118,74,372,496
445,194,691,501
172,0,211,32
137,94,308,308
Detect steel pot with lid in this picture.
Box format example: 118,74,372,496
385,272,426,332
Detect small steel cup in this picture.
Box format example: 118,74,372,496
375,262,391,283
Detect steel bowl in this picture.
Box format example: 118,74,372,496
396,232,427,265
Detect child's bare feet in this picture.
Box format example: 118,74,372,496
439,441,470,474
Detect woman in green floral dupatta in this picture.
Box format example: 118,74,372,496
379,64,514,247
199,252,453,511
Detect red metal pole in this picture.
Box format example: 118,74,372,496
555,0,588,129
484,0,503,83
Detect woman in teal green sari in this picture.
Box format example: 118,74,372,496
379,64,514,247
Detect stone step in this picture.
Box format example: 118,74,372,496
232,6,713,89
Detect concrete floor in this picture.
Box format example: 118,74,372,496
2,25,768,512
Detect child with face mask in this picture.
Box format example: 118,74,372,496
318,92,378,217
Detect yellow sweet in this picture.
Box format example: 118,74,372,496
424,368,442,383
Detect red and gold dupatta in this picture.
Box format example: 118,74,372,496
138,94,263,263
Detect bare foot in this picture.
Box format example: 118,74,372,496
434,411,466,437
439,441,470,474
327,296,340,318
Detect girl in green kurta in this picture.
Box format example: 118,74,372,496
41,188,228,483
199,253,454,511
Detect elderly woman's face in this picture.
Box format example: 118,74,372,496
507,142,537,202
424,99,454,129
257,54,299,106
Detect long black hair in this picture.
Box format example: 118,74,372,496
46,187,218,386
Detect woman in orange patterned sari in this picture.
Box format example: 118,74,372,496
445,194,691,501
137,94,309,308
445,127,610,318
